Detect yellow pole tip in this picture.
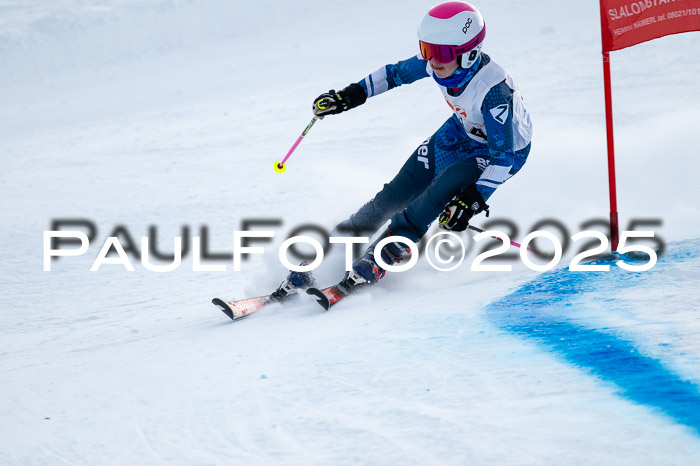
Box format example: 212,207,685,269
273,161,286,173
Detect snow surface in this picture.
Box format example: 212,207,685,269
1,0,700,464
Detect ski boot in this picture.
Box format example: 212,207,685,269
270,261,318,302
352,231,412,284
286,260,317,288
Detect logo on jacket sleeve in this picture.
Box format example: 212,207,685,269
489,104,510,124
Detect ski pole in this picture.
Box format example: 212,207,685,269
467,223,539,253
274,115,322,173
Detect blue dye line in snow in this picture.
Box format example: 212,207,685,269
486,252,700,435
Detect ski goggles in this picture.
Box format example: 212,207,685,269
418,27,486,63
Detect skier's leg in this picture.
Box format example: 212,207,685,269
351,155,488,283
333,116,465,236
387,156,487,242
332,144,433,236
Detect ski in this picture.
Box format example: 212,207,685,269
305,285,347,311
212,295,276,320
305,272,368,311
212,280,299,321
214,270,367,319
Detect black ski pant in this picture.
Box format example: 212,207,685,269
334,118,491,243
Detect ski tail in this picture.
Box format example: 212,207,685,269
212,279,300,321
306,286,343,311
212,296,274,320
306,272,368,311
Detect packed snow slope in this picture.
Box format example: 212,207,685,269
1,0,700,464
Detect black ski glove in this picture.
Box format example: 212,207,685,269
438,184,490,232
312,83,367,117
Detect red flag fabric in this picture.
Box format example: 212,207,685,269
600,0,700,51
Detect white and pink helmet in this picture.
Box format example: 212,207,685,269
417,1,486,68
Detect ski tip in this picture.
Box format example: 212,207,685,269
212,298,235,320
305,287,330,311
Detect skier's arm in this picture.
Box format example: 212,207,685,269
312,55,430,117
357,54,430,98
475,81,516,201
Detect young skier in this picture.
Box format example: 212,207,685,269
213,0,535,318
291,0,533,293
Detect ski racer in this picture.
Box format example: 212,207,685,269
292,0,533,290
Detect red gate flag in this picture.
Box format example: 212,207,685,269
600,0,700,51
599,0,699,250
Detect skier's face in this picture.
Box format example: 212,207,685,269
429,57,459,79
